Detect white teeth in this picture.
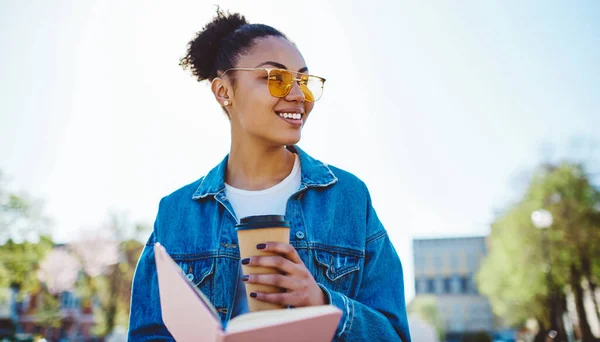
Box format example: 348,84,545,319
278,112,302,120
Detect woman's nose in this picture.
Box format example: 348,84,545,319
285,81,305,102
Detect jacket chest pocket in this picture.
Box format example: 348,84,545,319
173,256,215,299
312,248,363,295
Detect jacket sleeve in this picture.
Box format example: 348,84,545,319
128,201,175,341
318,189,411,342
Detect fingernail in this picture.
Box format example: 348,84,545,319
241,258,250,265
250,292,257,298
241,275,249,282
256,243,266,250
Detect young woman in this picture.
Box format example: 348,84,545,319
128,9,411,342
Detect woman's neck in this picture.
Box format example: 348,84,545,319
225,139,296,191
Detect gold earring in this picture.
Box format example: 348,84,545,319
224,100,229,106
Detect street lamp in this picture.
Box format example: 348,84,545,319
531,209,558,340
531,209,553,230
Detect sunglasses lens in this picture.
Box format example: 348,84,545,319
300,76,324,102
267,69,325,102
268,70,295,97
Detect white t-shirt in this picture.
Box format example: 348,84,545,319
225,153,301,318
225,153,301,221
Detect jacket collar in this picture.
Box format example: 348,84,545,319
192,145,337,200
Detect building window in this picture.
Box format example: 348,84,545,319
451,275,461,293
443,277,452,294
460,276,469,293
427,278,435,293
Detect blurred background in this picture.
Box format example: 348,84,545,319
1,1,599,341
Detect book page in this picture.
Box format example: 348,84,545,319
226,305,339,334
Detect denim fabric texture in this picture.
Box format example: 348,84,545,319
128,145,411,341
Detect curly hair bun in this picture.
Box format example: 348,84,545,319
181,9,248,81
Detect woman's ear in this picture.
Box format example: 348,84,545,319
211,77,232,108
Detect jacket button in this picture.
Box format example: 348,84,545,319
186,273,194,281
295,231,305,239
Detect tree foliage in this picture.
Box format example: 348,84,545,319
33,291,62,330
0,171,52,243
70,213,147,336
81,238,144,336
477,162,600,339
0,236,54,295
0,171,55,294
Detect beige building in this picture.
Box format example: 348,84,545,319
413,237,495,339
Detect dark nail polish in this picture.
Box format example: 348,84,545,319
241,275,249,282
250,292,257,298
241,258,250,265
256,243,266,250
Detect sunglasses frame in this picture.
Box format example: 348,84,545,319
218,67,326,102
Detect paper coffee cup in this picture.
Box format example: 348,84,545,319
236,215,291,312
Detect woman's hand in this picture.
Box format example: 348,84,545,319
241,242,327,307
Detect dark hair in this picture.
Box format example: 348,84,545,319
180,8,288,83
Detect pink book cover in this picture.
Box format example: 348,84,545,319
154,242,342,342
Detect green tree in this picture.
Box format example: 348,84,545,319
33,290,62,334
0,236,54,295
83,239,144,337
529,163,600,341
476,201,550,328
71,213,148,337
0,170,55,295
477,162,600,341
0,171,52,243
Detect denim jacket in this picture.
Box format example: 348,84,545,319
128,145,411,341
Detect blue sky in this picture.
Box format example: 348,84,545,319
1,1,599,299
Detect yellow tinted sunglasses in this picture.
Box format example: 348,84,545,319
220,68,326,102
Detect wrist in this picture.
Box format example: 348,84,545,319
317,284,331,305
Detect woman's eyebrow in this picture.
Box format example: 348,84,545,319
255,61,309,73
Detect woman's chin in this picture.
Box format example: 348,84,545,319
265,132,302,147
281,134,302,146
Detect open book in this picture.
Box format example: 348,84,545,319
154,242,342,342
